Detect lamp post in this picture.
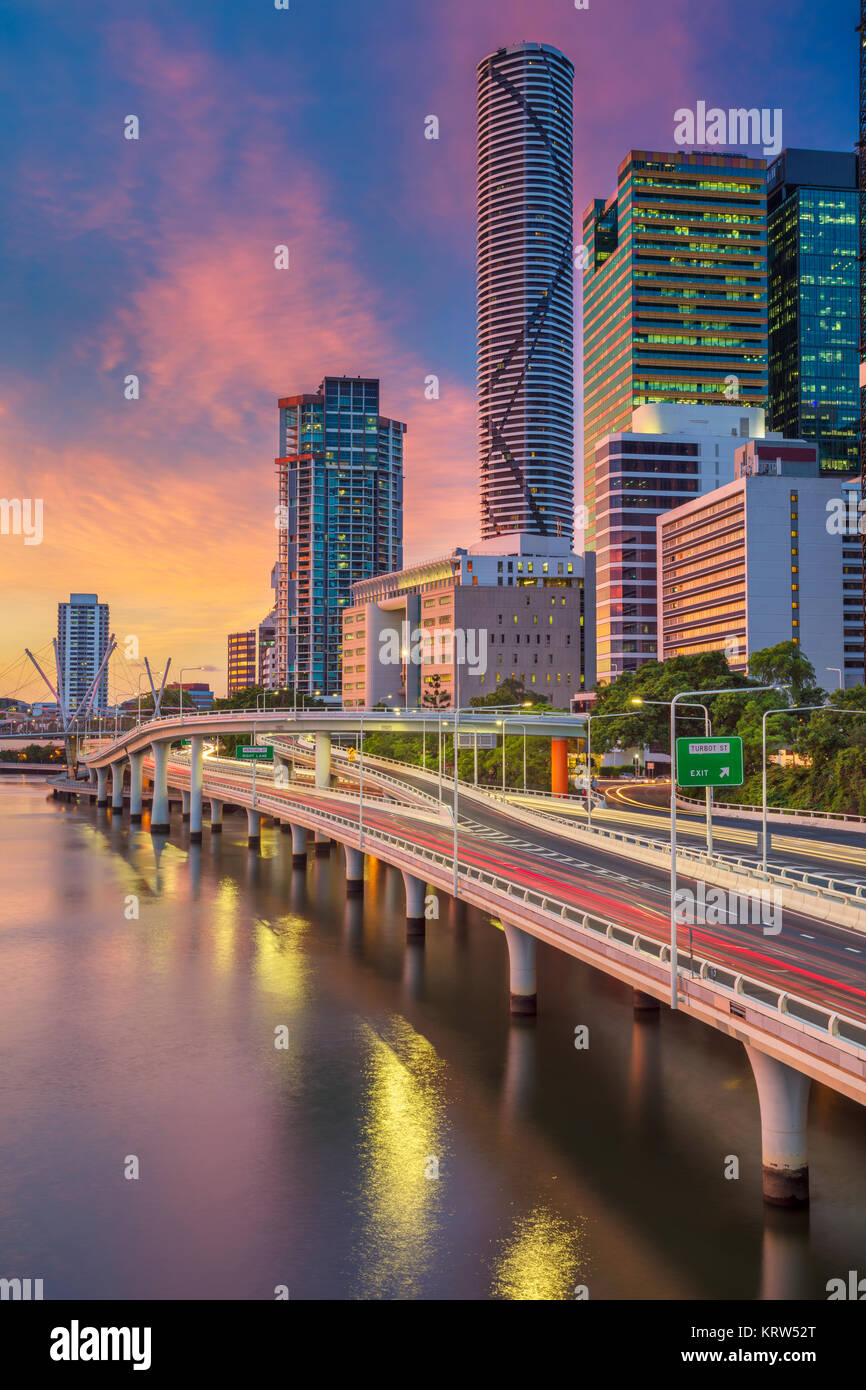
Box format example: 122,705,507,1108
631,698,713,854
826,667,843,691
669,685,781,1011
585,711,642,830
179,667,205,724
761,703,866,872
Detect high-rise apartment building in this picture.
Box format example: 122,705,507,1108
227,630,256,695
767,149,859,476
57,592,109,711
583,150,768,548
656,443,859,683
477,43,575,546
274,376,404,696
258,609,277,689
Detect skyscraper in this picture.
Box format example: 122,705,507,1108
274,376,404,695
583,150,768,548
477,42,574,546
227,630,256,695
767,149,859,475
57,592,109,711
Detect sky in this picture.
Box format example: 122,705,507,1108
0,0,858,700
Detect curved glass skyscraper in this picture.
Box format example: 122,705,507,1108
477,42,574,546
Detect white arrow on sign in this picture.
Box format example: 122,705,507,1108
720,767,730,778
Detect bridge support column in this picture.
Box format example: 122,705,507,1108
315,732,331,789
209,798,223,833
402,870,426,937
129,751,144,823
503,922,537,1016
150,741,170,833
110,761,124,811
345,845,364,895
634,989,660,1015
279,819,292,833
189,736,203,843
247,808,263,849
551,738,568,796
291,824,307,867
745,1046,810,1208
315,830,331,858
89,767,97,786
96,765,108,807
181,789,191,822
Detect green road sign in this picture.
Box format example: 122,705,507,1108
675,737,744,788
235,745,273,761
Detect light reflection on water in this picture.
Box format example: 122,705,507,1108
1,785,866,1301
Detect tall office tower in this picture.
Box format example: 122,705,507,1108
227,630,256,695
583,150,768,549
274,376,404,696
477,43,575,547
57,592,109,711
767,149,859,476
257,609,277,689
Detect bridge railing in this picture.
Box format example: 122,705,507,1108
321,747,866,911
676,790,866,827
196,772,866,1062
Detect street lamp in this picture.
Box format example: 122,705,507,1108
761,703,866,872
826,667,843,691
584,710,642,829
669,685,781,1011
631,697,713,854
179,667,204,723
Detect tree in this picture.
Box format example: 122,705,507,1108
747,640,823,707
421,674,450,709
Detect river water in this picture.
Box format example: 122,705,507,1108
2,782,866,1301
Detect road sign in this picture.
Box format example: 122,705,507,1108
235,745,273,761
457,731,497,749
675,737,743,788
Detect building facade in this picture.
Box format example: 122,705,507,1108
767,148,859,476
591,403,803,682
227,630,257,696
477,43,575,545
583,150,768,549
258,609,277,689
342,541,593,709
274,376,404,696
57,592,109,711
656,443,859,683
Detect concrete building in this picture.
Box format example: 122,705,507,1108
57,592,109,711
656,441,858,683
274,376,404,697
767,149,859,476
477,43,575,545
258,609,277,689
592,403,810,682
342,539,593,709
583,150,768,549
227,631,256,695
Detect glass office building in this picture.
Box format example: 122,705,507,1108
57,592,110,711
477,43,575,546
582,150,768,548
767,149,859,476
274,376,404,696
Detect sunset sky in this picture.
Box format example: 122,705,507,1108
0,0,856,699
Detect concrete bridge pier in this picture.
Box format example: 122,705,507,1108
745,1046,810,1208
344,845,364,896
247,808,263,849
89,768,97,786
402,870,427,937
291,824,307,867
129,751,144,824
634,989,660,1015
315,732,331,789
181,789,191,823
209,798,223,833
96,765,109,807
189,737,203,843
315,831,331,858
279,819,292,834
503,922,537,1016
110,761,124,811
150,741,170,834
